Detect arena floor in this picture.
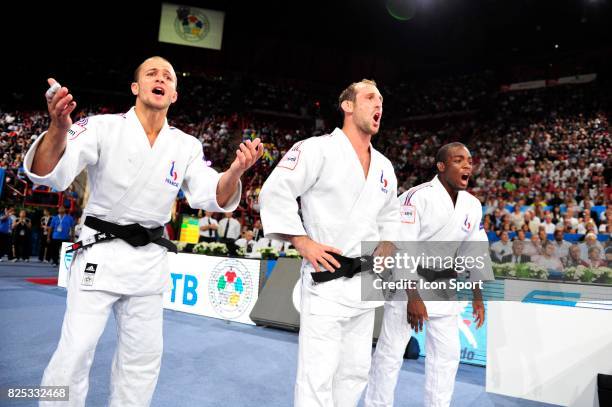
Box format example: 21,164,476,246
0,261,558,406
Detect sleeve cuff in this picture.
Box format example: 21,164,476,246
23,131,67,188
211,175,241,212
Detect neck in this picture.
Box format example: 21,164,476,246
342,122,372,155
135,102,167,141
438,175,458,205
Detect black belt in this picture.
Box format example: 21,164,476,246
416,266,457,282
66,216,177,254
310,252,374,283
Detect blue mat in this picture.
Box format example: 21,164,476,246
0,262,558,406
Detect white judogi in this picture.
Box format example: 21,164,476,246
259,128,400,407
365,175,491,407
24,107,240,407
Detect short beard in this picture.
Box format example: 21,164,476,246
356,117,378,136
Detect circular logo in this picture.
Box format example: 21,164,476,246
174,10,210,42
208,259,255,319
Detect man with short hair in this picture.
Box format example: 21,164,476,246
260,79,399,407
501,239,531,264
366,142,492,407
218,211,241,240
198,210,218,242
552,228,571,258
26,56,263,407
490,231,512,263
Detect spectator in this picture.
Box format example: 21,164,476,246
538,227,549,246
48,206,75,266
0,207,15,261
563,244,588,268
579,233,603,261
38,208,52,262
11,209,31,262
235,230,256,255
217,211,241,240
490,231,512,263
524,234,543,258
551,229,572,258
533,240,564,271
585,246,606,268
526,210,541,235
501,240,531,264
198,210,219,242
252,219,264,241
510,204,525,230
542,214,556,234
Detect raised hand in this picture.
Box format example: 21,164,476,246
45,78,77,134
228,138,264,176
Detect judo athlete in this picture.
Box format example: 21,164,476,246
365,142,493,407
25,56,263,407
259,79,400,407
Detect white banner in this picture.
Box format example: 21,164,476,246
500,73,597,92
57,247,261,325
164,253,261,325
158,3,225,50
556,73,597,85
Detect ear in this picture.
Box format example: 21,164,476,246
170,90,178,104
131,82,139,96
436,162,445,172
341,100,353,114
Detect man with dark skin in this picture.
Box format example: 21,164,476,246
366,142,491,407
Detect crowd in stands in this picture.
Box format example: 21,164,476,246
1,68,610,273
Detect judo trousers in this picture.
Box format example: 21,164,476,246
295,291,375,407
365,300,460,407
40,268,163,407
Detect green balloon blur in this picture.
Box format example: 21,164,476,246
386,0,416,21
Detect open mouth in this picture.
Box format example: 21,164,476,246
152,87,165,96
373,112,381,123
461,174,470,182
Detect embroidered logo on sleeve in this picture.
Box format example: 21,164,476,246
81,262,98,286
277,141,304,170
401,204,416,224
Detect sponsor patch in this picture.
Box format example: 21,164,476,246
277,149,301,170
67,123,86,141
81,262,98,286
401,204,416,224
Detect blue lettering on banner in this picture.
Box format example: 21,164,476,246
170,273,183,303
183,275,198,306
413,302,488,366
522,290,580,307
